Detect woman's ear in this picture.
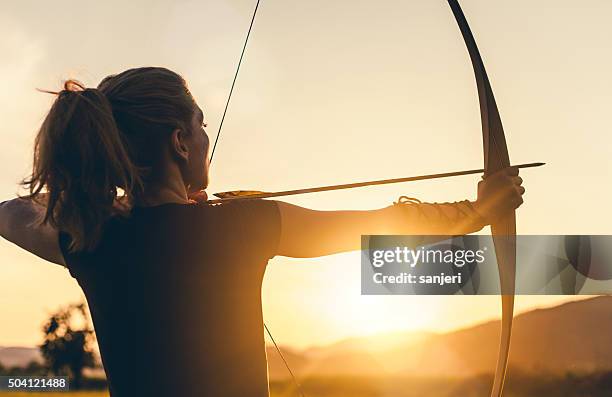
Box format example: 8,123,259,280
170,128,189,162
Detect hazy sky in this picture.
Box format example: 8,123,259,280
1,0,610,348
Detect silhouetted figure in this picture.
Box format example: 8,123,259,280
0,67,524,396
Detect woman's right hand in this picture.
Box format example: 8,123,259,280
188,190,208,204
473,167,525,224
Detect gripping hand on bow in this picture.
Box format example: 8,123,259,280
473,167,524,225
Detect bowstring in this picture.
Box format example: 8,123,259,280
209,0,261,164
265,323,307,397
209,1,306,395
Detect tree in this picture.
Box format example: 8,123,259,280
40,302,95,389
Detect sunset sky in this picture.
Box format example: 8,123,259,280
1,0,611,349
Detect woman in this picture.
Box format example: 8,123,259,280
0,67,524,396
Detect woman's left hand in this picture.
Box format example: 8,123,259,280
473,167,525,224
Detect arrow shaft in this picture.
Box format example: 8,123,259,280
209,162,543,203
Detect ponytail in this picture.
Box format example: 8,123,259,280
23,80,142,252
23,67,196,252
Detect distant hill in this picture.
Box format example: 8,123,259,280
267,296,612,379
0,346,41,368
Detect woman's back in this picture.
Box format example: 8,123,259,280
59,201,280,397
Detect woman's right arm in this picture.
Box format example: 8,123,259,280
0,198,65,266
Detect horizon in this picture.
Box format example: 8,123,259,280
0,295,603,354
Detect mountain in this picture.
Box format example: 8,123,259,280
0,346,42,368
267,296,612,379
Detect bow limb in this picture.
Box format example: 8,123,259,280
447,1,516,396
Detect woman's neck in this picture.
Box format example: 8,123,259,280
135,166,191,207
137,186,189,207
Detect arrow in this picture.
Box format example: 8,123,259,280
209,162,543,203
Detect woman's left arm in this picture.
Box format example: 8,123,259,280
0,198,65,266
276,168,523,258
275,200,486,258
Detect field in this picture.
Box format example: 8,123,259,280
1,372,612,397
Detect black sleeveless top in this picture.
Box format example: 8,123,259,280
58,200,280,397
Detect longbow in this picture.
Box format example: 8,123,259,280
210,1,517,396
447,1,516,396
